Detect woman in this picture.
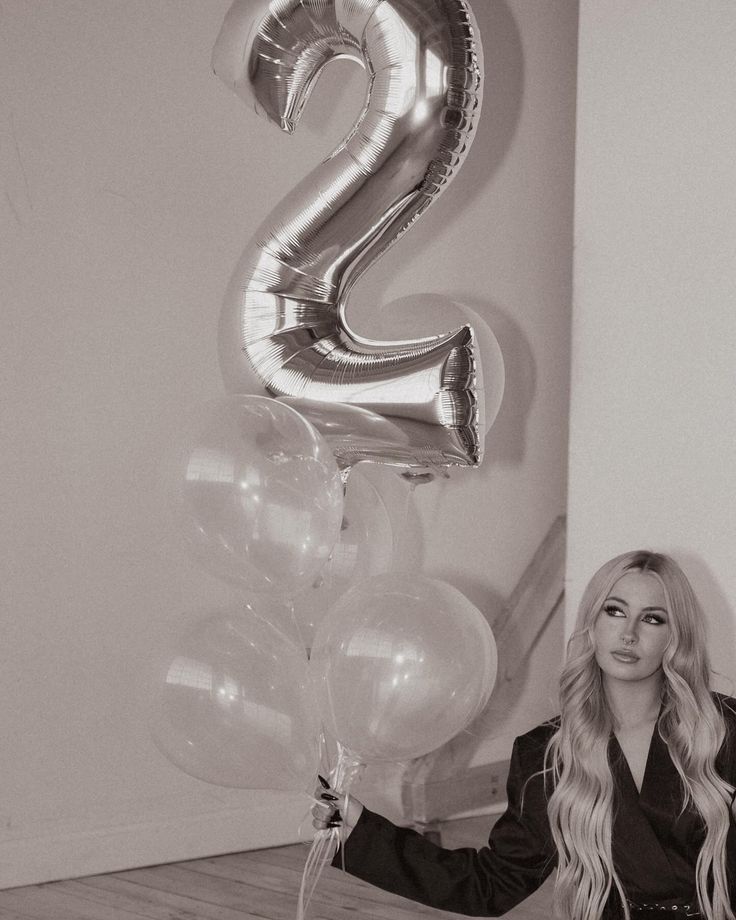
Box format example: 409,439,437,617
312,551,736,919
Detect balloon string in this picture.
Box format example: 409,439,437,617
390,474,416,569
285,599,309,659
296,744,364,920
296,825,340,920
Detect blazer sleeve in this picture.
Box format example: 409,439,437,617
714,693,736,798
330,732,557,917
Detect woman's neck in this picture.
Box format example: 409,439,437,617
603,672,664,730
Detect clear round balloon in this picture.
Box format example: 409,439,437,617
169,395,345,598
151,608,320,791
289,469,394,651
308,573,498,763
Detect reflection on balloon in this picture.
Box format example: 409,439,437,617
289,469,394,650
169,396,344,597
309,573,497,763
152,610,320,791
213,0,486,470
278,398,410,474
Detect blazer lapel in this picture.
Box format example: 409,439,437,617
638,725,690,828
610,731,680,897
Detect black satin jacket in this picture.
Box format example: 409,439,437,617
332,693,736,918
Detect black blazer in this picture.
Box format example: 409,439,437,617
333,693,736,918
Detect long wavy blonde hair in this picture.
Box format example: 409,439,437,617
544,551,734,920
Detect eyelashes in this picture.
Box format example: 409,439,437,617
603,603,625,617
601,603,667,625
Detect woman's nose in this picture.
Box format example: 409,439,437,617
620,624,638,644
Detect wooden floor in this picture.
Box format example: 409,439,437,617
0,829,553,920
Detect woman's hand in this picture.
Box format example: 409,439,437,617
311,775,364,841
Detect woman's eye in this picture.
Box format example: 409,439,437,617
643,614,666,625
603,604,625,617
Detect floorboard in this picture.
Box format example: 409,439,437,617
0,833,554,920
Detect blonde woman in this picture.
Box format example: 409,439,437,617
313,551,736,919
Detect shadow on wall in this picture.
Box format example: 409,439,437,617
358,0,525,260
459,294,537,468
457,0,525,206
432,573,506,630
678,550,736,698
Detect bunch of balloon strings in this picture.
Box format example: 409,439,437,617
297,740,365,920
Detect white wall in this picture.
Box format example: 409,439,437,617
568,1,736,693
0,0,576,886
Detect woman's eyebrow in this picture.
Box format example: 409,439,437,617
604,597,668,614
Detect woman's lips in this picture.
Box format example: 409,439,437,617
611,650,640,663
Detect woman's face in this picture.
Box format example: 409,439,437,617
593,570,671,684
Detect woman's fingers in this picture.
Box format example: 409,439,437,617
311,782,344,830
311,801,337,819
311,776,365,839
312,808,340,829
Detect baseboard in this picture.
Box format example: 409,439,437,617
0,795,309,890
404,759,511,825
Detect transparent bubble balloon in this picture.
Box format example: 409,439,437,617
169,395,345,598
289,469,394,651
309,573,497,763
151,609,319,791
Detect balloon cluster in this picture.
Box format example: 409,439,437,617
150,2,501,918
154,394,497,794
154,8,499,912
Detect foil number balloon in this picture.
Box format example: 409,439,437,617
213,0,486,470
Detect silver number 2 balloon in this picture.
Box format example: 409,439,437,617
213,0,486,471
